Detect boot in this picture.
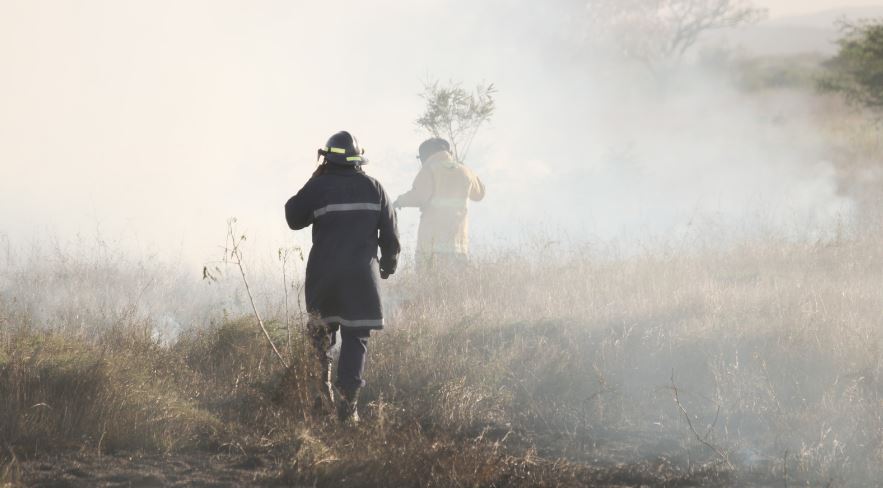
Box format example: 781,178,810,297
308,317,335,414
336,387,360,424
313,359,335,414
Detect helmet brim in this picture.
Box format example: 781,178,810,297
324,154,369,166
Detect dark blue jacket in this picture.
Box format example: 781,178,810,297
285,164,400,329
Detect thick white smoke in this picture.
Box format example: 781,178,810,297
0,0,855,264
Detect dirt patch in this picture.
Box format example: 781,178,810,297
14,452,281,488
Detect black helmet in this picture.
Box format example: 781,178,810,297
418,137,450,163
318,131,367,165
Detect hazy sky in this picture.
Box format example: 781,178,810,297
0,0,861,267
762,0,881,17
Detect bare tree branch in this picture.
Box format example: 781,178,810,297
587,0,767,68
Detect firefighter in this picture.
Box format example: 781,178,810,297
285,131,400,422
394,138,485,272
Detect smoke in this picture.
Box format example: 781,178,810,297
0,3,877,482
0,0,855,263
476,66,854,248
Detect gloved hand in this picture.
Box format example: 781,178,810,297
379,260,396,280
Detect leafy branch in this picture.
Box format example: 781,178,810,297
416,79,496,162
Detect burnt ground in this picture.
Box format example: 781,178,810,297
5,449,784,488
8,452,280,488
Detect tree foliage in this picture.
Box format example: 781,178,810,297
588,0,766,66
821,20,883,112
416,80,496,162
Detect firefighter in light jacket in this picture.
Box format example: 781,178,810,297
394,138,485,272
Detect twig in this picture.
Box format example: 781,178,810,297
783,449,789,488
279,248,293,360
294,281,306,331
97,429,106,457
704,404,721,440
670,370,733,469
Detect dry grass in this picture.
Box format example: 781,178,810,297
1,224,882,486
0,324,223,454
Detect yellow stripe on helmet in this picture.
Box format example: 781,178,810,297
328,147,347,154
346,156,363,162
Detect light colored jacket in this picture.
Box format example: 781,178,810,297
395,151,485,256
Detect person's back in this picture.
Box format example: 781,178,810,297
286,164,399,322
285,131,399,423
395,138,484,271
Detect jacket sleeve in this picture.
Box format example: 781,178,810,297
469,171,486,202
394,166,434,208
378,185,401,274
284,178,318,230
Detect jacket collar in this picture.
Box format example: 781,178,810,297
324,163,364,175
425,150,457,168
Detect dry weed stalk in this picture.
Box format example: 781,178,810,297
224,218,289,370
278,247,294,360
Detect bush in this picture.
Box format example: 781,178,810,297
821,19,883,112
0,327,222,453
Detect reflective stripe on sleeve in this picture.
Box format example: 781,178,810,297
313,202,381,219
322,316,384,328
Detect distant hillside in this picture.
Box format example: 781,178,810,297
702,5,883,57
767,5,883,29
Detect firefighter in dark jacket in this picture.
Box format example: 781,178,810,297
285,131,400,422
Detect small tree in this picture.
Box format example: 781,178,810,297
821,19,883,113
416,80,496,162
588,0,766,66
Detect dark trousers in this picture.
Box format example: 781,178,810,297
310,321,370,393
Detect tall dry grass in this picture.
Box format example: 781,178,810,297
1,222,881,486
